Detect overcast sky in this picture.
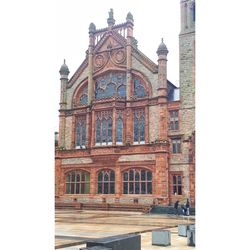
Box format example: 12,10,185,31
56,0,180,86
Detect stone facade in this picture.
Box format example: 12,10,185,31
55,2,195,207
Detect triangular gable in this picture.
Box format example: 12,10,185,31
94,30,127,53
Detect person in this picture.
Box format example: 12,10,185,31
186,198,190,216
174,200,179,215
181,204,187,215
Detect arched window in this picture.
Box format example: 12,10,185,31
134,110,145,144
65,170,90,194
95,72,126,99
96,111,113,146
133,78,146,98
123,169,152,194
79,85,88,105
98,169,115,194
116,112,123,144
75,116,86,148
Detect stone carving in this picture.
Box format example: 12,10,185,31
94,54,105,68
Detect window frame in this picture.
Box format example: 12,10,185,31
169,110,179,131
122,168,152,195
65,170,90,195
97,169,115,194
171,138,182,154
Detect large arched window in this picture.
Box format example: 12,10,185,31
98,169,115,194
65,171,90,194
134,110,145,144
95,72,126,99
75,116,86,148
123,169,152,194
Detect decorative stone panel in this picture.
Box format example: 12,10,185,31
62,157,93,165
118,154,155,162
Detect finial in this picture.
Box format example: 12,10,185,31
107,8,115,26
89,22,96,33
157,38,169,56
126,12,134,23
109,9,113,19
59,59,70,76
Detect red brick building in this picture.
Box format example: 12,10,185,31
55,1,195,207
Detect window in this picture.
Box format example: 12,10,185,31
65,171,90,194
134,110,145,144
133,78,146,98
172,174,182,195
75,116,86,148
96,111,112,146
123,169,152,194
169,110,179,130
116,111,123,144
95,72,126,99
79,85,88,105
98,170,115,194
172,138,181,153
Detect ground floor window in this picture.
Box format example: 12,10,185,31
172,174,182,195
98,169,115,194
65,171,90,194
123,168,152,194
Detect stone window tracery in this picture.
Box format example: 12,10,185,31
95,72,126,99
123,169,152,194
133,78,147,98
95,111,113,146
133,109,145,144
79,85,88,105
116,111,123,144
75,116,86,148
65,170,90,194
98,169,115,194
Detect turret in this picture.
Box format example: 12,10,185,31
157,38,168,96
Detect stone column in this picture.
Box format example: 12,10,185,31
125,13,134,145
59,60,69,148
156,39,168,142
88,23,96,105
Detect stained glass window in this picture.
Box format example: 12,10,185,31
95,72,126,99
97,170,115,194
79,85,88,105
123,169,152,194
96,111,113,146
116,112,123,144
108,117,112,143
65,171,90,194
75,116,86,148
96,118,101,144
134,110,145,144
133,78,146,98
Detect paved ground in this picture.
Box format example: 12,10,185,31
55,209,195,249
